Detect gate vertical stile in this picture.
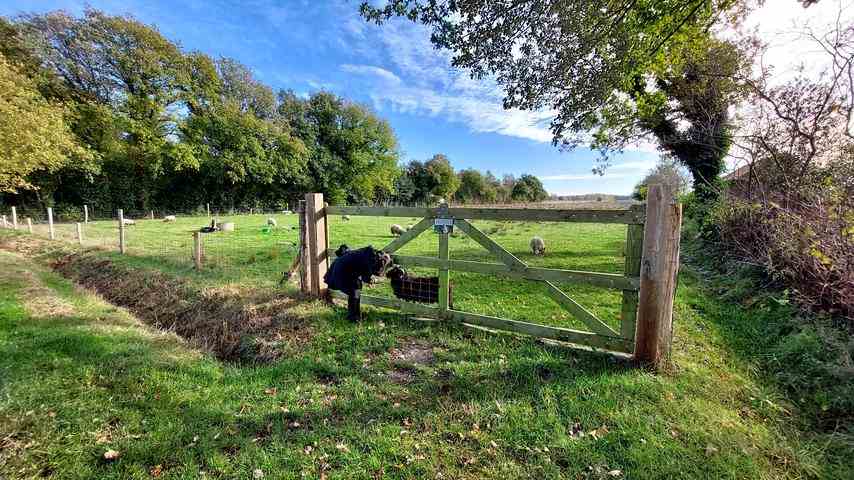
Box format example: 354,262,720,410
621,223,644,344
438,228,450,318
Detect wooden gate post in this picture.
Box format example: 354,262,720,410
634,184,682,368
76,222,84,245
304,193,329,297
297,200,310,294
11,207,17,230
117,209,126,254
47,207,55,240
26,217,33,234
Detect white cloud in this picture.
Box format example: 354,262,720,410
340,64,402,85
344,19,557,144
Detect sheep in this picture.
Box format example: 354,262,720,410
386,265,453,308
267,217,278,227
342,215,351,222
530,236,546,256
122,218,135,226
163,215,176,222
390,224,406,236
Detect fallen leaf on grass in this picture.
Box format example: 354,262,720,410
705,445,719,456
253,468,264,479
150,464,163,477
103,449,120,461
264,388,277,396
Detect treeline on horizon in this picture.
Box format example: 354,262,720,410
0,8,550,215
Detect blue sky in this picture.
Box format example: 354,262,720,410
1,0,717,195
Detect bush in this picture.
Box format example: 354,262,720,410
712,154,854,324
52,202,84,222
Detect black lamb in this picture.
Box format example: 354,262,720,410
386,265,453,308
324,245,391,321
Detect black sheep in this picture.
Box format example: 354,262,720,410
324,245,391,321
386,265,453,308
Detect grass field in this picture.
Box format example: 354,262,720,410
1,217,851,479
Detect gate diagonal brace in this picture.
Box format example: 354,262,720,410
454,219,619,337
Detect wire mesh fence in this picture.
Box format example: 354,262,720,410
1,204,302,287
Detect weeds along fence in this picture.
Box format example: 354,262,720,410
1,204,301,285
297,186,682,367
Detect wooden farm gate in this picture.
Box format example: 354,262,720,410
298,185,681,366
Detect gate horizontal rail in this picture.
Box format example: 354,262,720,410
326,205,646,224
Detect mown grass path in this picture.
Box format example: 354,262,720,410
1,239,850,479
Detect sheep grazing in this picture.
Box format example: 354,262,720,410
163,215,176,222
386,265,453,308
122,218,135,226
390,224,406,236
200,219,219,233
342,215,351,222
530,236,546,256
267,217,277,227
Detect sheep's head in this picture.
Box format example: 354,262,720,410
386,265,406,281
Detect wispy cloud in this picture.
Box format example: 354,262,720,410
345,19,557,143
340,64,401,85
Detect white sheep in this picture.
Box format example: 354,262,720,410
163,215,176,222
390,224,406,236
267,217,278,227
530,236,546,256
122,218,135,226
342,215,351,222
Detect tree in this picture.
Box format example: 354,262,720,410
510,174,548,203
362,0,754,204
455,168,497,204
20,8,195,209
0,54,91,193
632,155,692,201
278,91,401,204
425,154,460,201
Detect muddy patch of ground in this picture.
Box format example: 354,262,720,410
385,339,436,384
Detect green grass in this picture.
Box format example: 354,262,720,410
1,225,852,479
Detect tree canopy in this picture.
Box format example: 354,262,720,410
0,53,91,193
361,0,754,203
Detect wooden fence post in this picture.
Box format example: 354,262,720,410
304,193,329,297
193,232,203,269
84,204,89,224
47,207,55,240
634,184,682,368
26,217,33,234
11,207,17,230
206,203,210,217
118,209,126,254
297,200,309,294
76,222,83,245
1,215,6,228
